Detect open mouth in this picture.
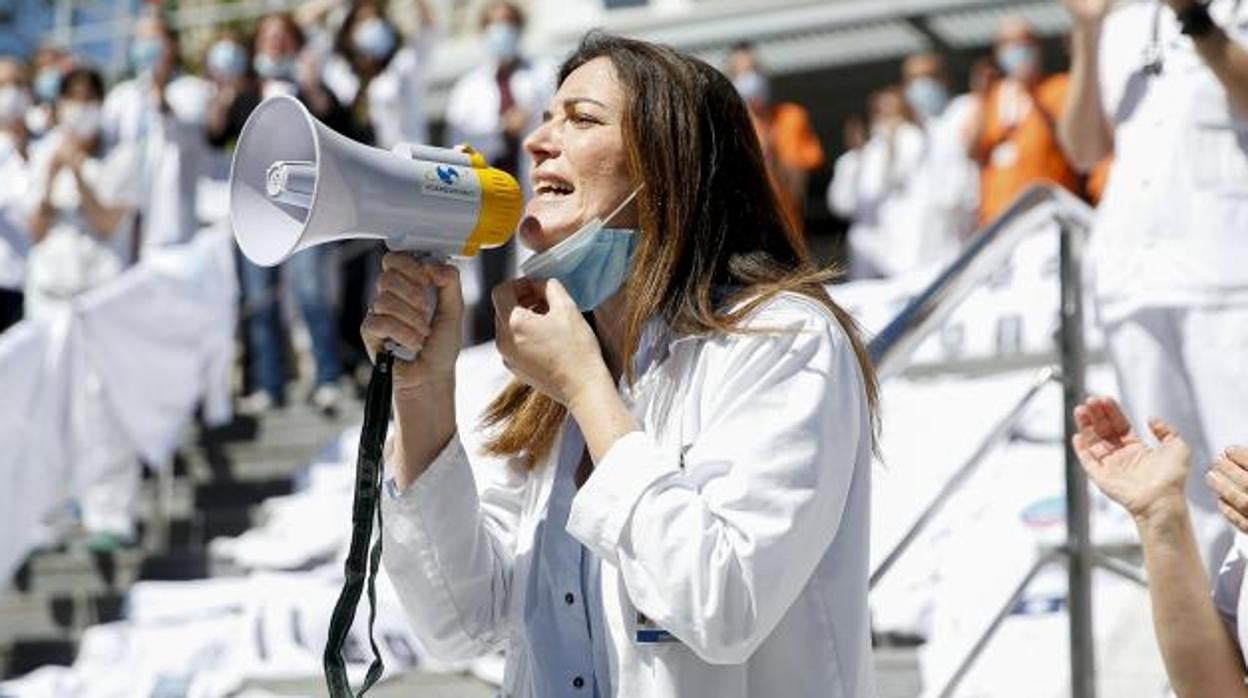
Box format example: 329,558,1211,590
534,175,575,199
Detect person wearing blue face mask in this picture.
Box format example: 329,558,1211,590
364,32,880,698
204,32,260,152
899,52,980,269
25,44,73,141
317,0,439,398
100,8,213,256
321,0,435,149
447,1,557,343
964,16,1083,225
231,11,355,415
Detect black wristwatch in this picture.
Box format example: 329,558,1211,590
1177,1,1217,37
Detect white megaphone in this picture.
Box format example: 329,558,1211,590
229,94,521,358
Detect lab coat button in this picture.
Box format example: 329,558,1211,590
572,676,585,689
564,592,575,605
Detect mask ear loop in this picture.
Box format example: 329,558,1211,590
600,184,644,228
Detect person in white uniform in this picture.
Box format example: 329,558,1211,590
364,33,880,698
23,66,143,549
898,52,980,267
1058,0,1248,572
446,1,556,342
828,87,926,279
1072,394,1248,696
0,57,34,332
101,9,211,255
321,0,435,150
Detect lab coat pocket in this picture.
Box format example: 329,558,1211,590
1186,124,1248,194
1185,65,1248,193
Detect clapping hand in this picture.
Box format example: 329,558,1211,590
1207,447,1248,534
1061,0,1112,26
1072,396,1191,521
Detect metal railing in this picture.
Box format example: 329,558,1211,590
866,183,1147,698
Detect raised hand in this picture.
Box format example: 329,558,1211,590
1061,0,1112,26
491,277,608,408
361,253,463,397
1072,396,1191,520
1207,446,1248,534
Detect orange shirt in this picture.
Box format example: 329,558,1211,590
752,102,825,231
976,74,1081,225
761,103,825,172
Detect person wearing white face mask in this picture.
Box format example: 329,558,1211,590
446,1,556,343
100,9,211,254
0,57,34,332
23,66,143,549
366,33,880,698
25,66,139,302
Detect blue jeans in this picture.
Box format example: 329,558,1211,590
239,245,342,399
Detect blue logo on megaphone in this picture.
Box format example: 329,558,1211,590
436,166,460,185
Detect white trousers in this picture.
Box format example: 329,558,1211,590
1104,304,1248,572
77,369,140,539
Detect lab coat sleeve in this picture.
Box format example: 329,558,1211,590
567,297,868,665
381,432,525,661
445,74,505,163
828,149,861,219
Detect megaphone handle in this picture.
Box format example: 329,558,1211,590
382,251,443,363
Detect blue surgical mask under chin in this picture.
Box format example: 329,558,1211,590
353,18,397,60
520,187,642,312
131,38,164,74
997,44,1037,78
905,77,949,120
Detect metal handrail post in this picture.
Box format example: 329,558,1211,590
1059,219,1096,698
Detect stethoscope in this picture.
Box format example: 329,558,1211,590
1142,0,1243,75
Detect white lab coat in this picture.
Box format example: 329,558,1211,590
0,133,32,292
0,310,72,585
444,58,555,186
322,31,435,149
382,293,876,698
829,101,979,282
1092,0,1248,570
102,74,212,253
0,226,238,569
829,122,927,279
23,130,142,316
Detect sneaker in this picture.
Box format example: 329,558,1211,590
237,390,279,415
84,531,138,554
310,383,342,414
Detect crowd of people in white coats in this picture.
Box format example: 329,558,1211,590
0,0,559,555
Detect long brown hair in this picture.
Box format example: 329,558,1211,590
482,32,878,469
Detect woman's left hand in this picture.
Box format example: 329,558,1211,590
492,277,612,407
1207,446,1248,533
